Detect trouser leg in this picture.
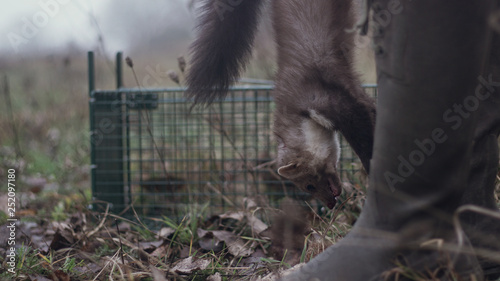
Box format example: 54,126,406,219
283,1,492,280
460,19,500,278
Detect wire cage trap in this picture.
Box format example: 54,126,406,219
88,52,377,220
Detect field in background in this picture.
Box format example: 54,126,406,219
0,44,380,280
0,48,189,191
0,30,377,192
1,36,499,280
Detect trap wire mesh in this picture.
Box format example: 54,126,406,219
89,85,377,220
88,53,377,220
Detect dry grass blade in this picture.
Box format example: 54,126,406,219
87,203,110,237
207,182,236,207
93,250,124,281
453,204,500,264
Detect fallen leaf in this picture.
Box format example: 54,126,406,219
150,265,168,281
179,246,190,258
23,176,47,193
198,229,254,257
158,227,175,239
247,215,268,235
239,249,267,267
243,197,258,209
52,221,72,231
218,211,268,234
69,212,86,232
197,229,224,252
51,269,70,281
171,256,210,274
138,240,163,251
117,222,131,232
28,274,52,281
18,209,37,216
219,211,245,221
150,244,172,258
73,263,101,275
49,229,74,251
137,248,150,262
206,272,222,281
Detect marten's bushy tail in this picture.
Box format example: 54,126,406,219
186,0,264,105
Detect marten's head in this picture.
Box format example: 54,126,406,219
275,109,342,209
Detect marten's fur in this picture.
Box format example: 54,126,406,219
186,0,376,208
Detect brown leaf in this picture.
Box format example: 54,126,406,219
198,229,254,257
137,248,149,262
197,229,224,252
239,248,267,267
80,240,100,253
51,269,70,281
73,263,101,275
218,211,268,234
150,266,168,281
69,212,86,232
150,244,172,258
116,222,131,232
28,274,52,281
157,227,175,239
206,272,222,281
23,176,47,193
49,229,74,251
18,209,37,216
138,240,163,251
179,246,191,259
247,215,268,235
218,211,245,221
171,256,210,274
242,197,258,209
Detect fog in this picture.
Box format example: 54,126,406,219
1,0,195,58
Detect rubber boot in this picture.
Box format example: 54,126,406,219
283,1,492,280
460,19,500,279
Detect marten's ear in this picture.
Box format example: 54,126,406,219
308,109,335,130
277,162,299,179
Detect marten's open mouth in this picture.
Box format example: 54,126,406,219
326,199,337,209
328,177,342,197
325,177,341,209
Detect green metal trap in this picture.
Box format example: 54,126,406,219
88,52,377,220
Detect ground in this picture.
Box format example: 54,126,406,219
0,52,497,281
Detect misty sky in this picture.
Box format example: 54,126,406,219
1,0,194,57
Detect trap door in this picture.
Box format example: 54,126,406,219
90,91,127,213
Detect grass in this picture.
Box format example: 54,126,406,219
1,191,499,280
0,49,499,281
0,181,355,280
0,55,92,191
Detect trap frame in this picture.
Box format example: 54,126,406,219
88,52,377,220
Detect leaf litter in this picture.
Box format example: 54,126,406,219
0,191,352,281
